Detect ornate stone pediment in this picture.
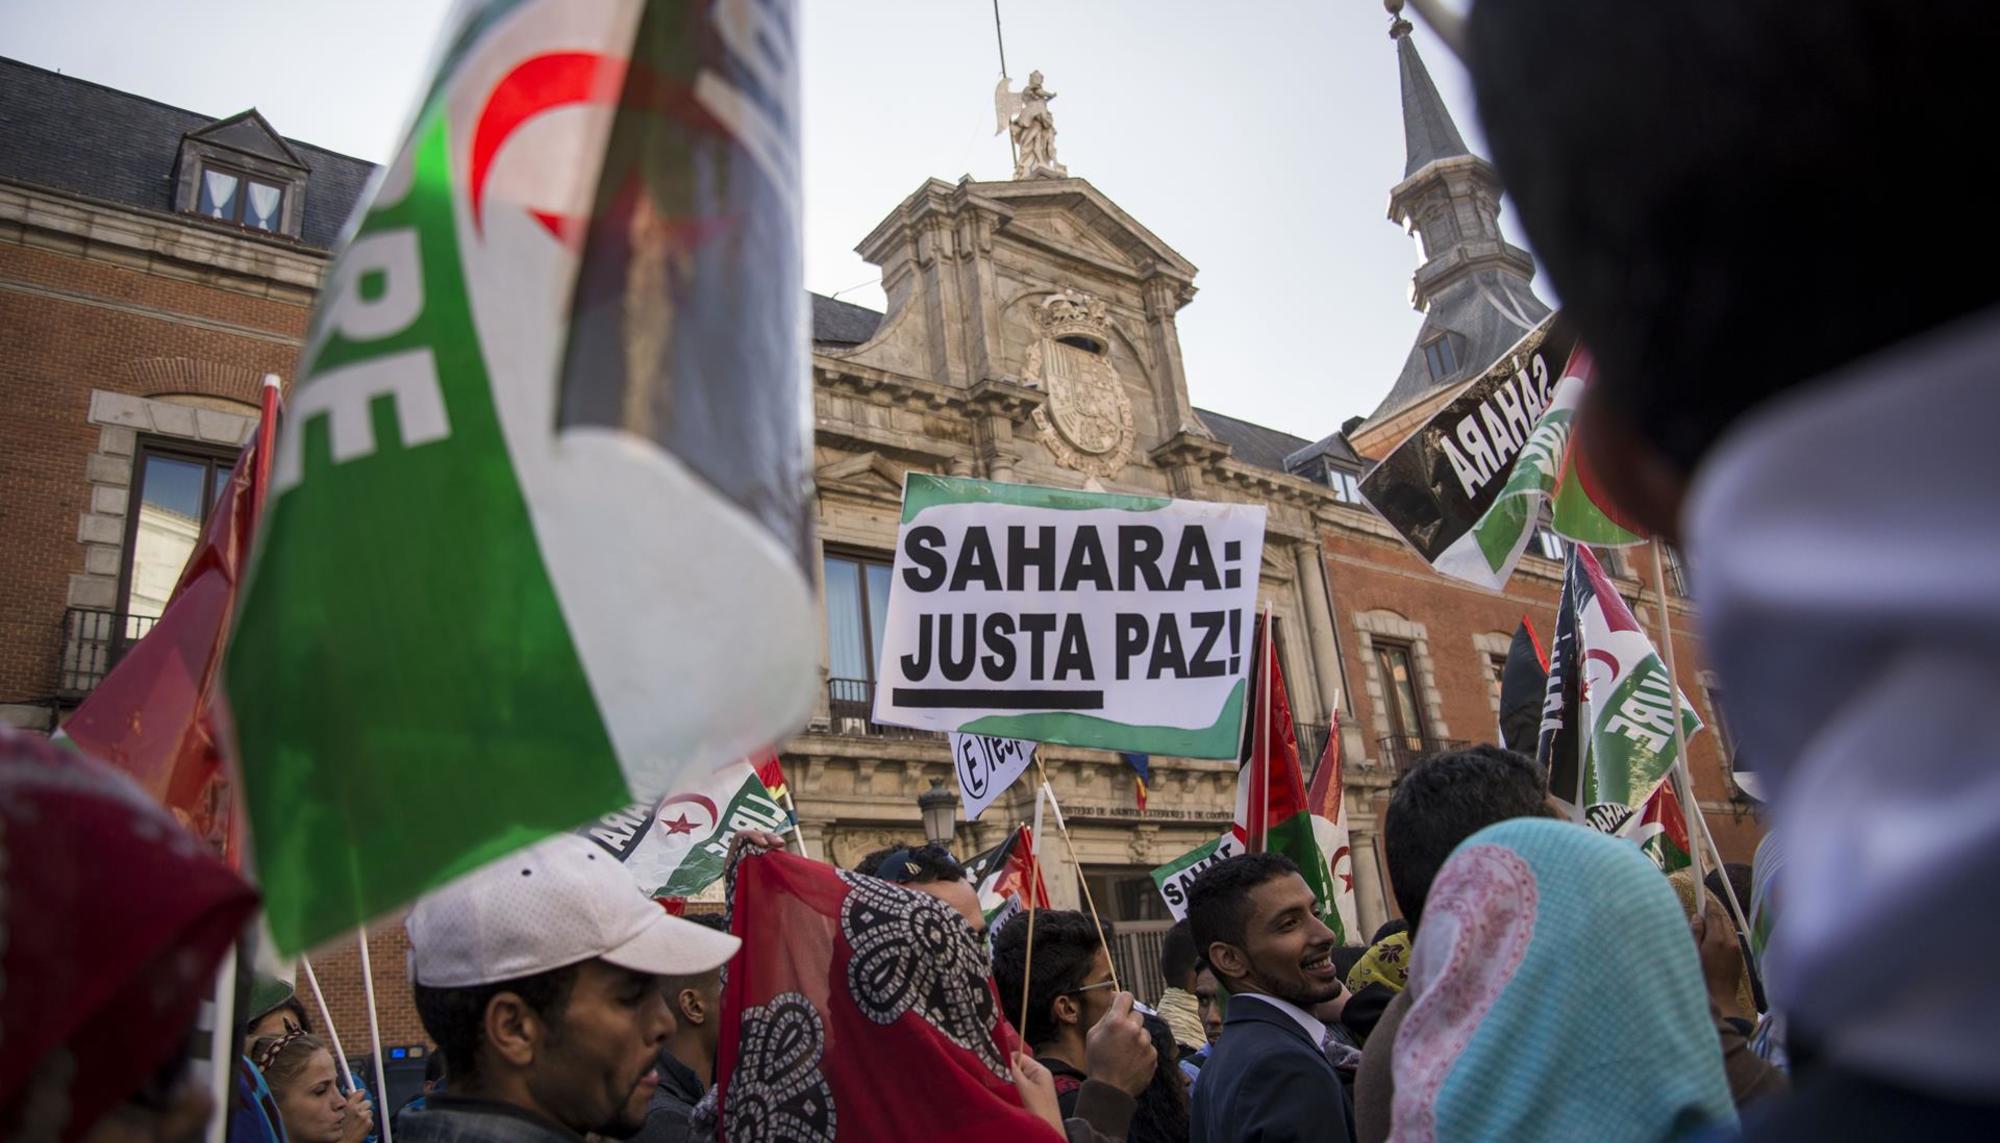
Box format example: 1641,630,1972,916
815,451,907,498
1024,288,1134,478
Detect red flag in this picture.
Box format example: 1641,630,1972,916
715,850,1053,1140
752,749,790,804
1305,709,1343,827
63,381,279,859
1238,615,1308,853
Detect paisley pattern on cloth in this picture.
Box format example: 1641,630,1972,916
839,870,1009,1078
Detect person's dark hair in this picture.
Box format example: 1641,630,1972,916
246,996,313,1036
1369,918,1409,946
1127,1012,1191,1143
1330,945,1369,986
1185,853,1302,980
1158,920,1198,991
990,909,1110,1048
856,843,965,886
1469,0,2000,474
424,1052,447,1084
1385,745,1549,930
412,964,581,1083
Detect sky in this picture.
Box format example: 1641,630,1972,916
0,0,1523,438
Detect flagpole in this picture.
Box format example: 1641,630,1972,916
1649,540,1705,917
1249,606,1273,854
1030,762,1120,994
1683,771,1758,973
1017,782,1046,1039
205,945,237,1143
357,928,395,1143
781,789,809,856
298,956,356,1090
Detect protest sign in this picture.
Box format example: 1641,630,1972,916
952,732,1037,821
1151,831,1244,920
872,475,1265,758
1359,319,1578,585
580,761,790,901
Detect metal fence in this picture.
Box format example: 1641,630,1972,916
825,677,944,740
1376,734,1471,779
58,608,156,696
1107,919,1173,1007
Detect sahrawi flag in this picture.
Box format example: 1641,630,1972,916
1617,779,1693,873
964,825,1050,929
226,0,818,952
580,759,790,902
1446,345,1647,588
1304,711,1359,945
1541,547,1703,831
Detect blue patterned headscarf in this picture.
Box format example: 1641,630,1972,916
1390,818,1736,1143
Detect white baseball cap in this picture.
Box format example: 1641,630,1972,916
407,833,741,988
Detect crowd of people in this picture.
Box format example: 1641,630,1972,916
5,0,1997,1139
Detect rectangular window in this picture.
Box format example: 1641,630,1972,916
1373,640,1428,747
823,552,893,709
1327,466,1362,504
1666,546,1693,597
1422,336,1458,381
1533,527,1565,561
195,163,285,231
1489,651,1510,711
120,442,237,639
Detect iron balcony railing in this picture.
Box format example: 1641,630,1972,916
825,678,944,740
59,607,158,697
1377,733,1471,778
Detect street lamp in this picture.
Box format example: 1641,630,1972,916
919,777,958,851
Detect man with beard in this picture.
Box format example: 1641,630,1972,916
399,834,742,1143
1186,853,1353,1142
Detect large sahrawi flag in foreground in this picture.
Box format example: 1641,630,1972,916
227,0,817,952
1359,321,1645,591
872,475,1264,758
1540,547,1703,831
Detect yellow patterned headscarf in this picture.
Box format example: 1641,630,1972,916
1346,930,1412,994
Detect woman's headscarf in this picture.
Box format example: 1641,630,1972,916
1346,929,1411,994
1390,818,1735,1143
0,727,258,1141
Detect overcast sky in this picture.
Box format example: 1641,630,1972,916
0,0,1522,437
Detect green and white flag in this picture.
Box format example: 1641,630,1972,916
579,760,790,901
1151,831,1244,921
227,0,817,952
872,475,1264,759
1547,547,1703,824
1441,347,1646,589
1359,323,1646,592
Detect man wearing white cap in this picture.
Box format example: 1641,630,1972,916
396,832,751,1143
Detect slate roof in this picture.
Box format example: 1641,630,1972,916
810,292,884,345
1365,270,1551,423
0,56,374,248
1395,31,1471,179
1194,408,1316,473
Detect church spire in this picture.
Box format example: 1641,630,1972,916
1350,1,1550,441
1392,14,1471,179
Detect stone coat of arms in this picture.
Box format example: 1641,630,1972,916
1024,287,1135,478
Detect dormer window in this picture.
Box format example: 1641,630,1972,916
1422,334,1458,381
174,109,309,240
195,163,286,232
1326,464,1362,504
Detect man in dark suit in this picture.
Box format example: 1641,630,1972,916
1187,853,1352,1143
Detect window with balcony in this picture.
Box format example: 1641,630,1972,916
119,442,238,637
823,552,919,736
1374,639,1427,744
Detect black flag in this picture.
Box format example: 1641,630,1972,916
1498,618,1549,757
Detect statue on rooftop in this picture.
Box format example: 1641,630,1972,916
994,70,1067,180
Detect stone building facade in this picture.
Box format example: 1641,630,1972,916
0,29,1759,1048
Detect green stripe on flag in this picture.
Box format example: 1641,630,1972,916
965,678,1246,759
228,112,626,953
900,473,1172,521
